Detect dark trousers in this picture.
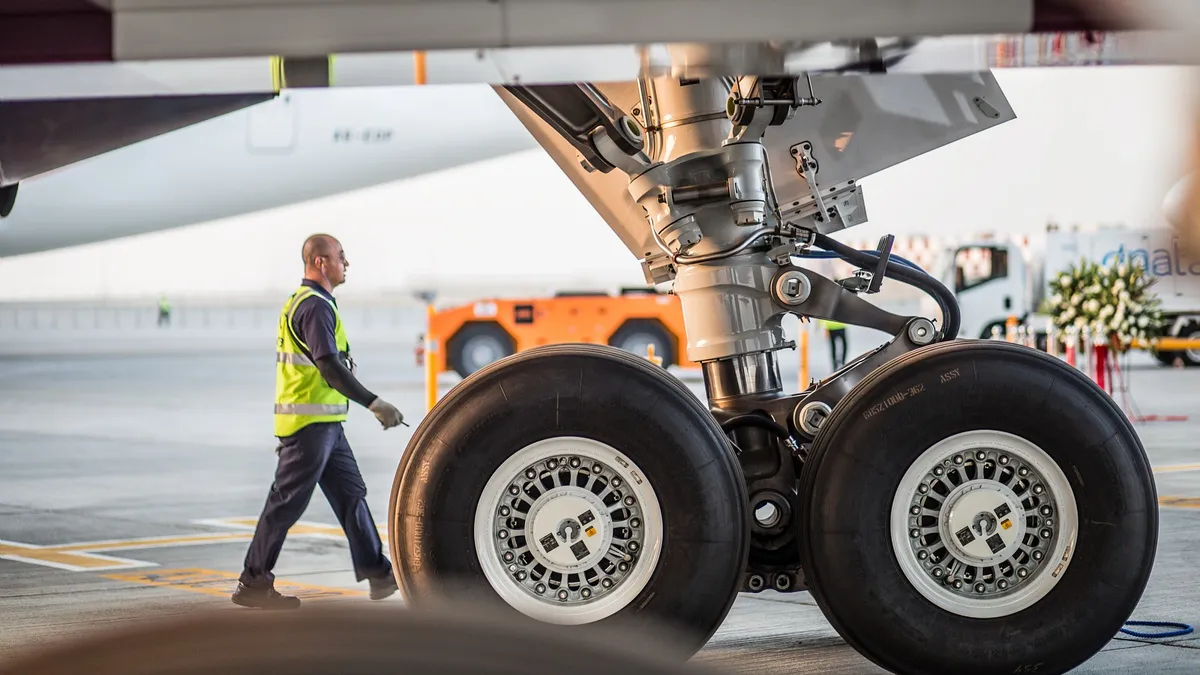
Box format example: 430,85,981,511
828,328,848,369
240,422,391,588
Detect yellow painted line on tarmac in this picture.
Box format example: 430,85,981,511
0,540,150,571
1153,463,1200,475
1159,496,1200,509
201,517,387,539
104,568,366,601
52,533,252,552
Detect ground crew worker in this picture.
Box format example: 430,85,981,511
818,318,849,370
232,233,405,610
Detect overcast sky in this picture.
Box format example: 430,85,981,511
0,65,1196,303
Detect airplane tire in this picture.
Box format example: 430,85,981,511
389,343,748,656
0,604,701,675
798,340,1158,675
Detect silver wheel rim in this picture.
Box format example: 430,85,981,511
1186,331,1200,363
890,430,1079,618
616,333,664,360
474,436,663,625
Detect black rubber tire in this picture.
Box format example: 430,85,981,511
0,604,703,675
1175,324,1200,367
608,319,677,368
798,340,1158,675
447,321,516,379
978,321,1006,340
1152,349,1180,367
389,343,748,656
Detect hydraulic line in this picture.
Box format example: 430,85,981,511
811,231,961,340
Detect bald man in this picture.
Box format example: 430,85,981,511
233,234,404,610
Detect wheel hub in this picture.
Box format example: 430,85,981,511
475,437,662,624
892,431,1078,618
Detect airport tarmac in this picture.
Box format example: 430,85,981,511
1,327,1198,673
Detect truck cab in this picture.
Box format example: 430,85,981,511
932,240,1032,339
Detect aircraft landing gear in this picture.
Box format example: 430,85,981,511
387,69,1158,674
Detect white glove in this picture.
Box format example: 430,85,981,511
368,398,404,429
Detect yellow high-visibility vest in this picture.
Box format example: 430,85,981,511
818,319,847,330
274,286,350,437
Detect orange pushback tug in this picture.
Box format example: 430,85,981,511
417,288,694,378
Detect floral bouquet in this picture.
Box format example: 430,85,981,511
1044,257,1165,351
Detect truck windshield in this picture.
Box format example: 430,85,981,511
954,246,1009,293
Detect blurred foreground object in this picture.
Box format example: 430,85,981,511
0,602,713,675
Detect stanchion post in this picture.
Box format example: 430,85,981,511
1005,315,1018,342
424,303,437,413
800,324,810,391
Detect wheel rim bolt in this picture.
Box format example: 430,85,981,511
570,458,581,468
612,478,622,488
998,580,1009,590
1040,529,1052,539
954,455,964,465
918,485,929,494
500,506,510,517
1040,506,1052,516
975,583,986,593
976,451,986,461
618,562,630,572
630,518,640,528
911,506,921,515
547,460,558,470
628,541,639,552
933,568,944,578
954,581,963,589
503,552,514,562
624,496,635,506
1033,485,1044,494
558,590,569,601
1018,568,1029,578
910,528,920,539
516,571,527,581
582,588,592,598
602,578,614,588
509,486,520,495
934,466,944,476
1019,467,1030,476
498,530,508,540
1033,551,1044,561
593,464,603,473
536,584,547,593
917,550,928,560
525,469,537,479
999,455,1010,465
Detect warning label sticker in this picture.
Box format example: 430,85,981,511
956,526,976,547
986,533,1005,554
585,526,597,538
539,533,559,553
570,541,589,561
1001,519,1013,531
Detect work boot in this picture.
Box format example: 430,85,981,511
368,574,398,600
231,583,301,610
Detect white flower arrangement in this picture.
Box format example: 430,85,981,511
1045,257,1165,349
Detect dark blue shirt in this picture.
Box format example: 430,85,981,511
289,280,342,363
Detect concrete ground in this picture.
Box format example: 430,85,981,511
0,322,1197,673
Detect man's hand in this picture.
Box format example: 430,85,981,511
368,398,404,429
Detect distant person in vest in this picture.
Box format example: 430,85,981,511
233,233,405,610
819,318,848,371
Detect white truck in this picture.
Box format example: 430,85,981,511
930,226,1200,365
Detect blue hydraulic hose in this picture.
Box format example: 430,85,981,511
792,248,927,274
1119,620,1194,639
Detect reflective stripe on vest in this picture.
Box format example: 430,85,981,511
273,286,351,437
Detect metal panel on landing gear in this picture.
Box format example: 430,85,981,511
495,71,1015,265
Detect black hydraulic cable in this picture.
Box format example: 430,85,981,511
720,414,790,439
812,231,961,340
